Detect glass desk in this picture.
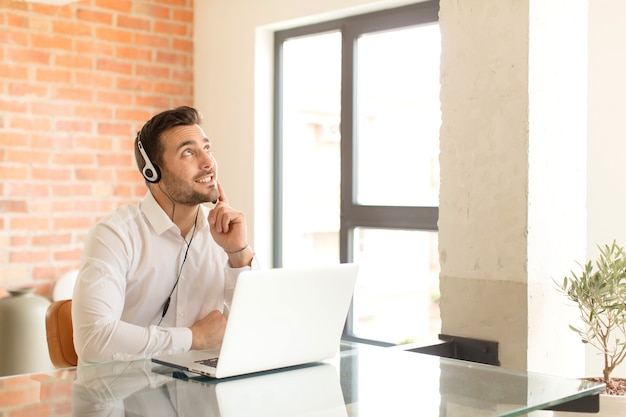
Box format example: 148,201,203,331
0,342,604,417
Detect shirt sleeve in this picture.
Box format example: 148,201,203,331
223,254,261,315
72,223,193,364
73,259,194,364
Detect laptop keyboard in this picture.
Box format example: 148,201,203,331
195,357,219,367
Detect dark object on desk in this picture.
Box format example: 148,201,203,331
45,298,78,368
407,334,500,366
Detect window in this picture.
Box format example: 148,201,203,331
274,2,440,346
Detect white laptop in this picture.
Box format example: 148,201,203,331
151,263,359,379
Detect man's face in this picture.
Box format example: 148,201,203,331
158,124,220,205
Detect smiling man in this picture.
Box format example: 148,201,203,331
72,106,257,364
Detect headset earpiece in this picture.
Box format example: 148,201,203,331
137,140,161,183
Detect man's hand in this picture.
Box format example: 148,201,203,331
208,182,254,267
189,310,227,350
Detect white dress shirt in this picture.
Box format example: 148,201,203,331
72,191,257,364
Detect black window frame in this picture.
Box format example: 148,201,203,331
273,1,440,346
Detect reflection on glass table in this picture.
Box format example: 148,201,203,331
0,342,604,417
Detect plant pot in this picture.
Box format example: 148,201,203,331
552,393,626,417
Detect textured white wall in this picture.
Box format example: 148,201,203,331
439,0,587,374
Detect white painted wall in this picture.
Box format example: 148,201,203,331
586,0,626,378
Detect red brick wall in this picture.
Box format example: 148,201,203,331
0,0,194,298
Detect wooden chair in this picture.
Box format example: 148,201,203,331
45,299,78,368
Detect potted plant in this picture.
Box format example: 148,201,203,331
555,240,626,416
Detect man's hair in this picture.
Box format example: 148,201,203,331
134,106,203,177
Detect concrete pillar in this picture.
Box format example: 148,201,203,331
438,0,587,375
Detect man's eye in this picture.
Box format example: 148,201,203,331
182,149,192,156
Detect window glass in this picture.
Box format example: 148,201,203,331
355,25,441,207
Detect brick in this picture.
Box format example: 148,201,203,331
32,167,73,181
0,99,28,114
31,101,73,117
96,91,133,106
75,135,113,151
75,8,113,25
0,165,28,179
116,108,152,122
0,200,28,213
8,116,51,131
0,130,30,148
76,168,114,181
11,235,29,247
32,4,73,18
156,50,189,66
55,118,94,132
33,233,72,246
172,68,193,82
31,133,73,150
10,216,51,230
36,68,73,83
75,71,115,88
116,45,152,61
53,152,96,166
117,168,144,182
172,38,192,53
95,26,133,43
7,183,50,198
6,12,29,29
52,20,93,37
136,4,170,19
31,33,73,50
8,82,49,97
173,9,193,23
53,216,92,229
116,77,152,92
5,149,49,165
54,248,82,262
96,58,133,75
7,47,51,64
155,0,189,7
0,63,29,79
97,153,133,166
136,94,171,109
51,184,93,197
134,32,169,48
95,0,132,13
10,249,50,263
154,20,188,36
136,64,170,79
98,122,133,136
73,104,114,120
55,86,95,102
75,39,114,56
117,15,151,31
54,53,93,69
0,28,29,46
154,80,189,95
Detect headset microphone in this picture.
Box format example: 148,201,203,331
137,140,161,183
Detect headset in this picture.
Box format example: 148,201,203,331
137,139,161,183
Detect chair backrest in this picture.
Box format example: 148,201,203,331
45,299,78,368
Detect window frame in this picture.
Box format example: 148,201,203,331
273,1,440,346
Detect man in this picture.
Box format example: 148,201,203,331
72,106,257,364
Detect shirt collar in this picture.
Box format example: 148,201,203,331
140,191,210,236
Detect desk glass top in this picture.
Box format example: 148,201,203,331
0,342,604,417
